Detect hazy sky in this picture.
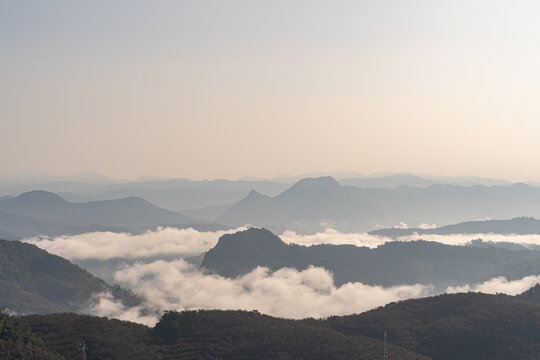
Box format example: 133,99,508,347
1,1,539,181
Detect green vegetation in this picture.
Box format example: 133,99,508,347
321,292,540,360
0,239,139,314
0,312,63,360
17,311,429,360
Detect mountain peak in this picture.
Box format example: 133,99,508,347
13,190,68,204
290,176,341,190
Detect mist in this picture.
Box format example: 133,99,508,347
87,260,430,326
445,275,540,296
24,228,540,326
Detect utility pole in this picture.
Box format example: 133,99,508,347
383,331,389,360
80,340,87,360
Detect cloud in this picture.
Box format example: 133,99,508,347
280,228,391,248
23,227,246,260
87,260,430,326
445,275,540,296
397,233,540,247
24,226,540,263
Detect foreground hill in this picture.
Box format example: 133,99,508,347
0,190,194,237
0,239,138,314
321,292,540,360
370,216,540,238
216,177,540,233
17,310,428,360
0,312,64,359
201,228,540,288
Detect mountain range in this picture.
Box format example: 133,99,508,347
216,177,540,233
370,216,540,238
0,190,198,239
201,228,540,289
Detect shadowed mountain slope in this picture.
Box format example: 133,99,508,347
17,310,429,360
0,239,138,314
201,228,540,289
321,292,540,360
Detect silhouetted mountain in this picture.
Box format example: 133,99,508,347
216,177,540,233
340,174,513,188
0,210,130,240
17,310,429,360
0,190,193,233
51,178,290,212
321,292,540,360
340,174,437,188
0,239,138,314
201,228,540,288
371,216,540,238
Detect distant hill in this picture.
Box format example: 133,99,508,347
0,190,194,236
0,210,130,240
216,177,540,233
340,174,513,189
17,310,429,360
370,216,540,238
0,239,138,314
54,178,290,211
321,292,540,360
201,228,540,288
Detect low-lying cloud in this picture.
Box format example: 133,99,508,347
280,228,391,248
24,227,540,263
23,227,246,260
24,227,540,326
87,260,431,326
445,275,540,296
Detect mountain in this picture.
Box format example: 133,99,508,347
56,178,290,211
340,174,437,188
216,177,540,233
0,239,138,314
321,292,540,360
0,210,130,240
0,190,193,234
201,228,540,288
370,216,540,238
17,310,429,360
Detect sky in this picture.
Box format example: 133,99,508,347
1,1,540,181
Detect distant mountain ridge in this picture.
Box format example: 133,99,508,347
0,190,195,238
216,177,540,233
201,228,540,289
370,216,540,238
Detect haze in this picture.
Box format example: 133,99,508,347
2,1,540,181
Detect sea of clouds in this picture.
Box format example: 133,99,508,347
23,227,540,326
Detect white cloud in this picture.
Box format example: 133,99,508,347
397,233,540,247
445,275,540,296
88,260,430,326
23,227,246,260
280,228,391,248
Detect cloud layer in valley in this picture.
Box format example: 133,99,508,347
24,227,540,326
88,260,431,326
445,275,540,296
24,226,540,262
